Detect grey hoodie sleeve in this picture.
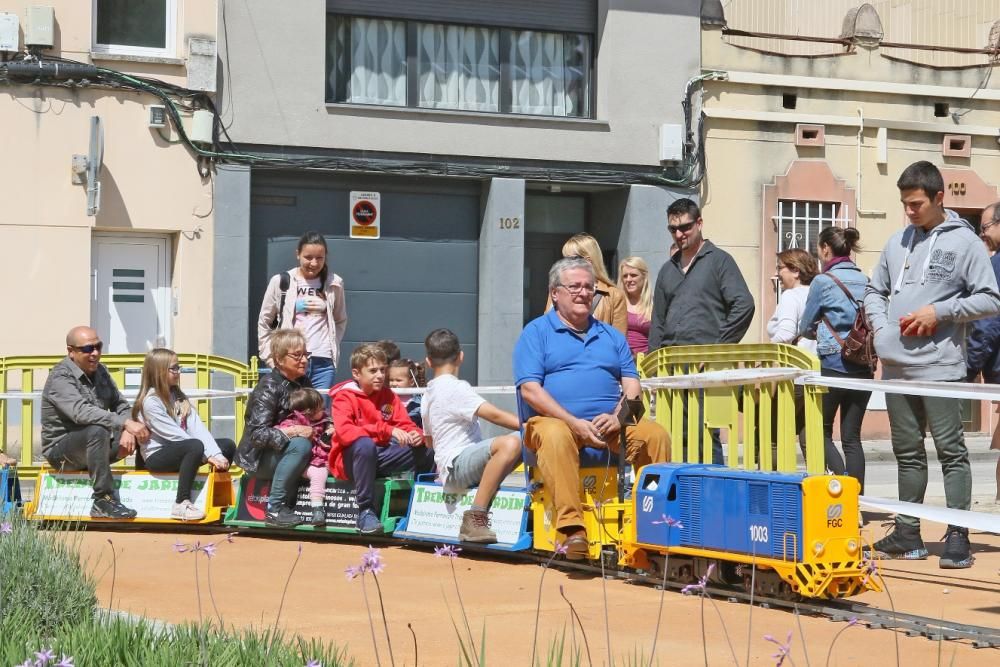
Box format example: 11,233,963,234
863,250,893,333
934,240,1000,323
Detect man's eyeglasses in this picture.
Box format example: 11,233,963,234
70,342,103,354
557,283,596,296
168,365,182,374
287,351,312,362
981,220,998,236
667,221,697,235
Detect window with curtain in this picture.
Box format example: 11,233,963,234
327,15,592,119
328,16,407,106
417,23,499,112
509,30,590,118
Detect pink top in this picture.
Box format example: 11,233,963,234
626,311,650,356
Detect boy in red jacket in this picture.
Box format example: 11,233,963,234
330,343,433,534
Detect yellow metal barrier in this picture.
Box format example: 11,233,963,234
637,343,824,474
0,353,256,480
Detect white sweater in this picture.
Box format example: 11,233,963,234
138,394,223,462
767,285,817,354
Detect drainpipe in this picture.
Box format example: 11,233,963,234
856,108,887,217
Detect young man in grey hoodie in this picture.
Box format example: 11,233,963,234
864,161,1000,569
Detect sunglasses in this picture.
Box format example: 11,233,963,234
70,342,103,354
667,221,697,235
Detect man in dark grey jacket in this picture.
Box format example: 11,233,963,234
648,198,755,464
648,198,755,349
41,326,149,519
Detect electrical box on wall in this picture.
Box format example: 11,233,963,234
25,6,54,48
0,13,19,52
659,123,683,163
148,105,167,128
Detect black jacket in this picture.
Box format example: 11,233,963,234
235,371,313,473
648,240,755,349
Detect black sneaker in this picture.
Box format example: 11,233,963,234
356,508,383,534
939,526,974,569
265,507,301,528
310,507,326,527
91,494,137,520
866,521,928,560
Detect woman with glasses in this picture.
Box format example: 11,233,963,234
548,233,628,334
257,231,348,392
133,348,236,521
235,329,316,527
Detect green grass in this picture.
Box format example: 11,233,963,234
0,512,353,666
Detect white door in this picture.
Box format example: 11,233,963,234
92,234,171,353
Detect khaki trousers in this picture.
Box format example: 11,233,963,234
524,416,670,531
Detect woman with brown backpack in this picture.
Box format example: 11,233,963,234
799,227,873,491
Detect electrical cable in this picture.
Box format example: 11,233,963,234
2,54,714,188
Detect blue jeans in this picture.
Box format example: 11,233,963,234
341,437,435,512
254,437,311,512
308,356,336,409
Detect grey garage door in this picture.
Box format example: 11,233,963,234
249,172,480,383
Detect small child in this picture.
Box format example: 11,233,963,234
421,328,522,544
278,387,332,527
388,358,426,427
330,344,434,534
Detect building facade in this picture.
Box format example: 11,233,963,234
214,0,704,385
0,0,218,356
699,0,1000,435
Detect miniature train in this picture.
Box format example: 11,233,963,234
17,455,879,601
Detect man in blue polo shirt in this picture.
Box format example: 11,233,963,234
514,256,670,560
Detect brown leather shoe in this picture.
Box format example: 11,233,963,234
560,529,590,561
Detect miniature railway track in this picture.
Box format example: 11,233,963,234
520,551,1000,649
70,523,1000,648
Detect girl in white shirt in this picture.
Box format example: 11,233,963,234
133,349,235,521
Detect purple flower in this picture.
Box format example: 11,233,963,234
17,660,33,667
224,532,236,543
34,648,56,665
434,544,461,559
172,540,189,553
763,631,793,666
361,546,384,575
200,543,217,559
55,656,74,667
304,660,322,667
860,557,878,587
0,522,11,535
652,514,684,529
681,563,715,595
553,540,569,556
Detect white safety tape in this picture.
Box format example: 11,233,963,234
0,388,249,401
859,496,1000,534
799,374,1000,402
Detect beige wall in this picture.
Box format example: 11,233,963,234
724,0,999,67
0,1,217,355
218,0,699,166
699,24,1000,344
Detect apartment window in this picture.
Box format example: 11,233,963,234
327,15,592,118
93,0,176,57
774,201,846,256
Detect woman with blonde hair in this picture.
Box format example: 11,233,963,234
551,233,628,334
618,256,653,356
134,349,235,521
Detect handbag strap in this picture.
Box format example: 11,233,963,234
821,272,860,348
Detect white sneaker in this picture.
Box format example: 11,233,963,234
171,500,206,522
